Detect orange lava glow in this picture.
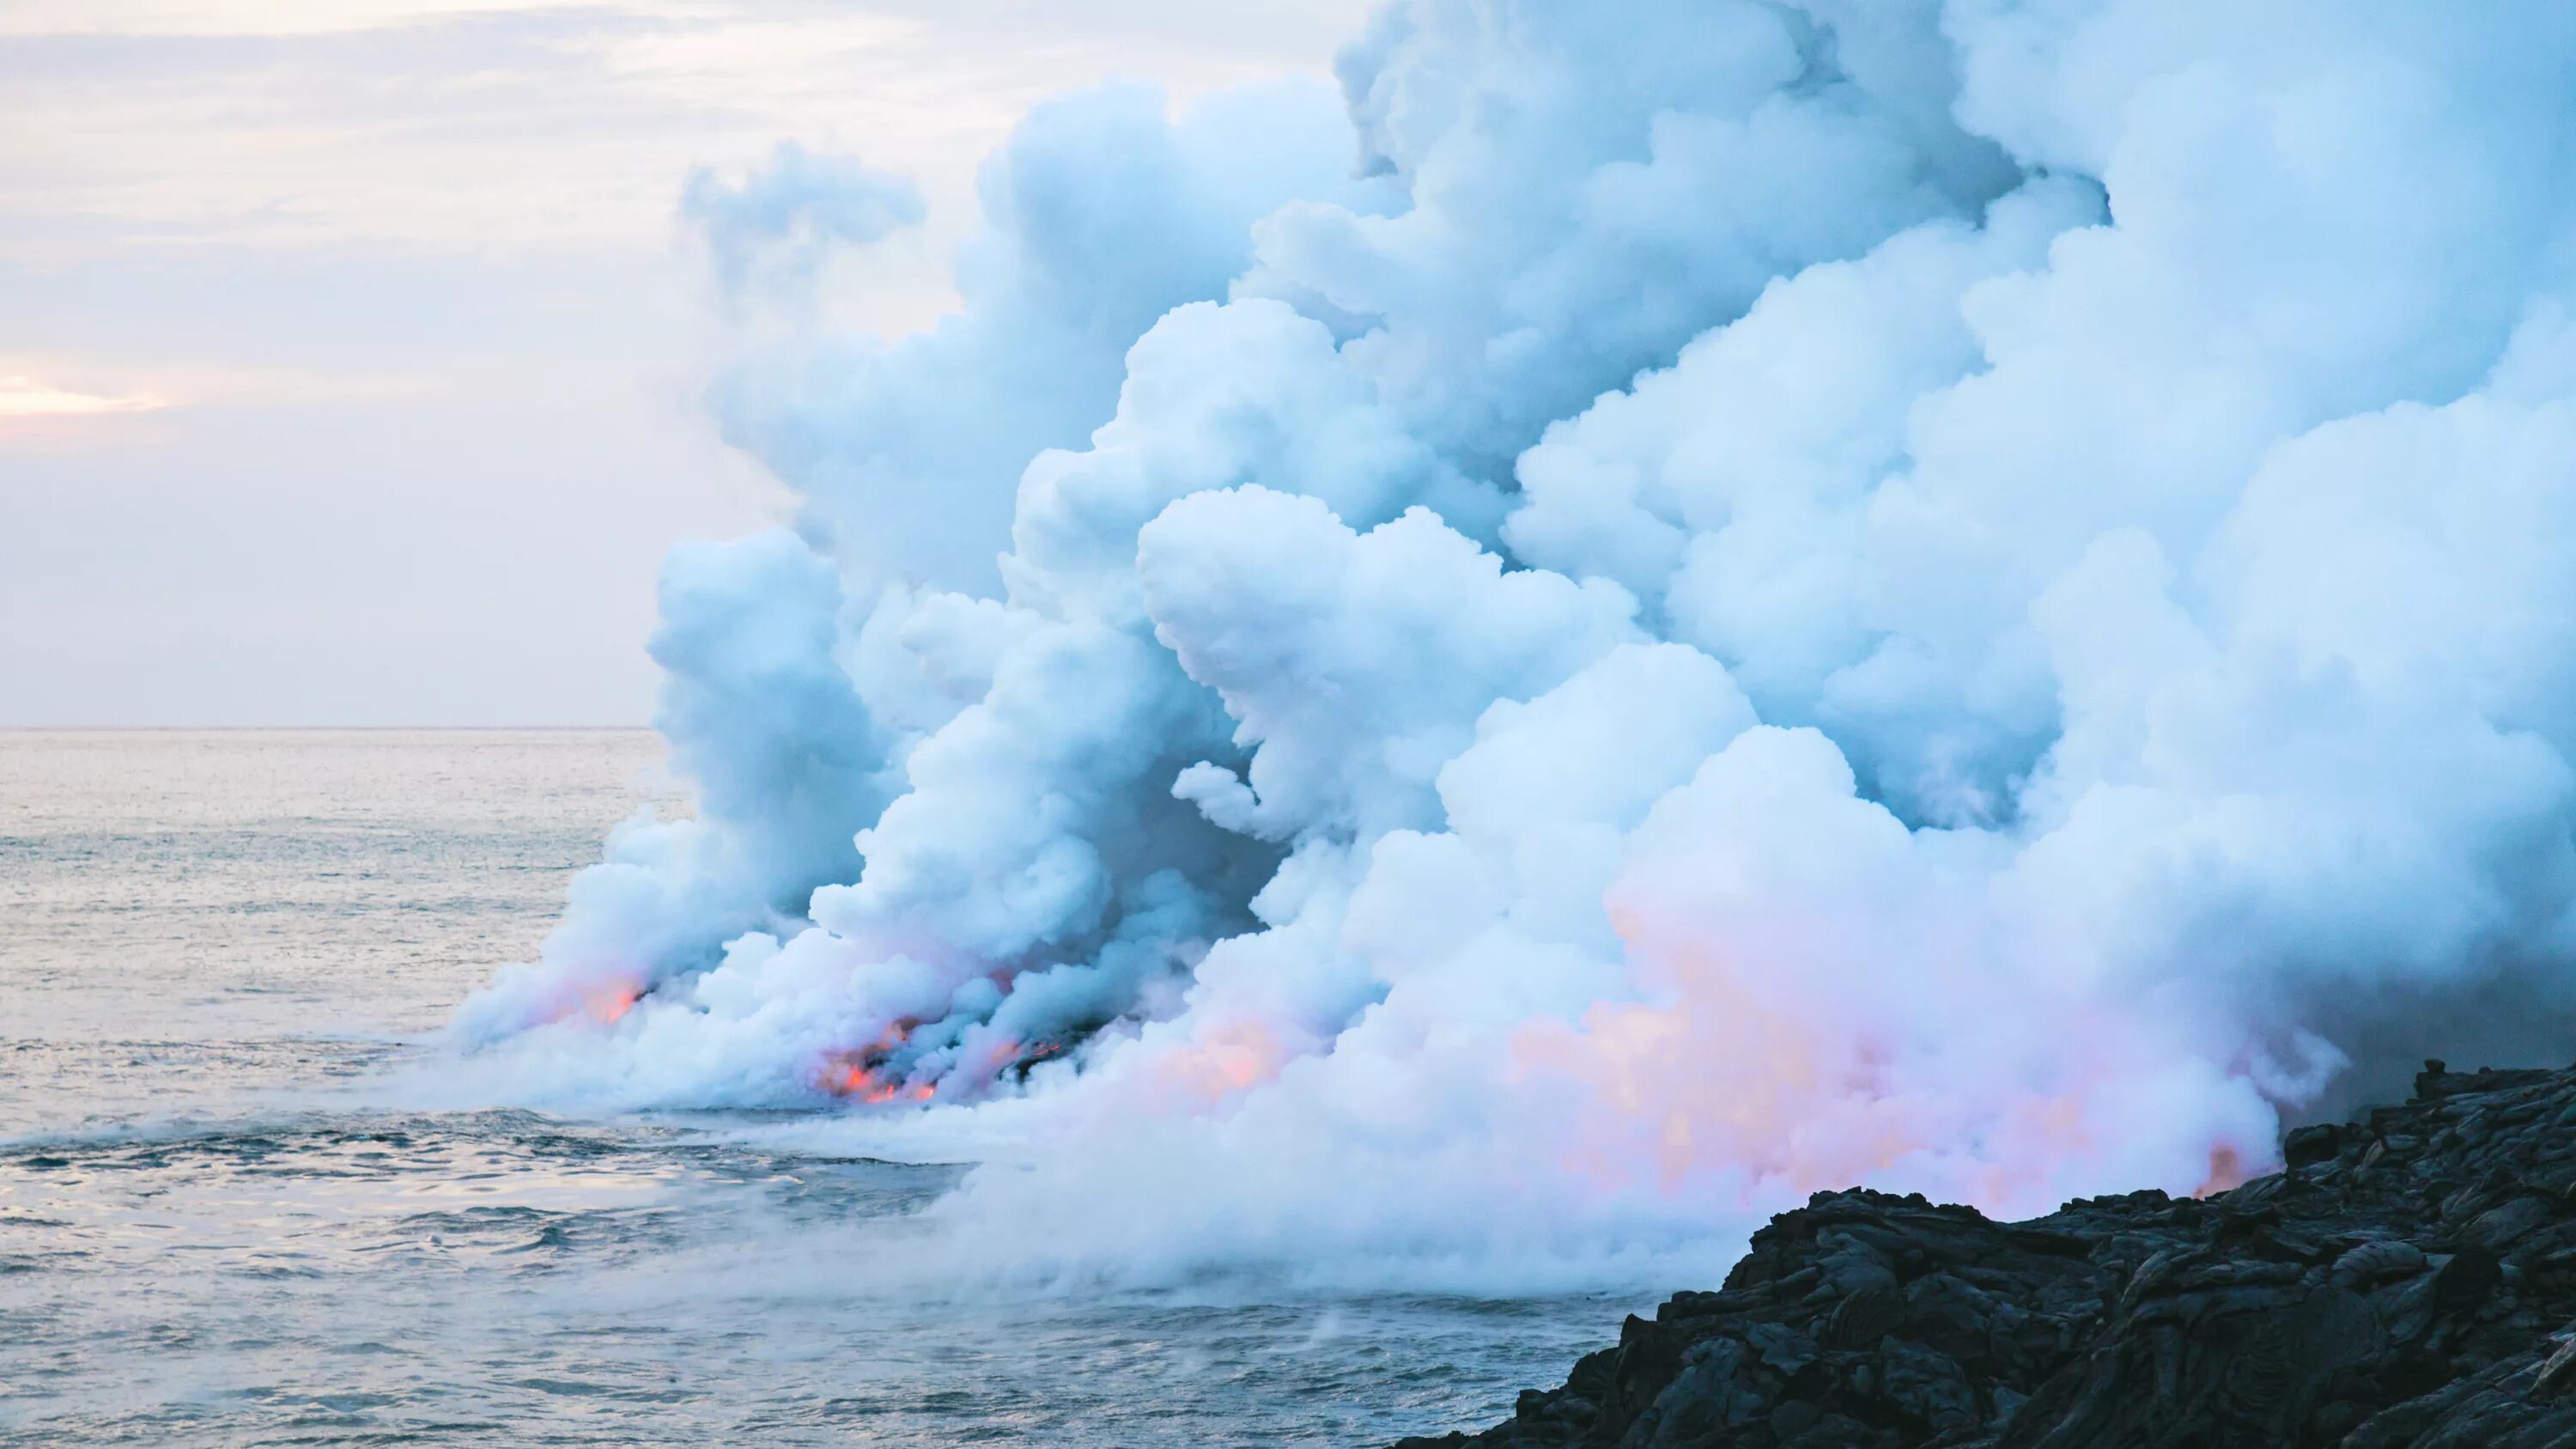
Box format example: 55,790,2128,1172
976,1036,1023,1075
1151,1020,1286,1105
814,1022,1078,1105
818,1057,939,1104
821,1058,903,1103
817,1021,938,1105
582,983,642,1025
2193,1146,2251,1198
542,976,644,1028
1509,902,2135,1221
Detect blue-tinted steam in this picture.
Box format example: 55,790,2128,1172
457,0,2576,1289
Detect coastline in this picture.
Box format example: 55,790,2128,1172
1397,1061,2576,1448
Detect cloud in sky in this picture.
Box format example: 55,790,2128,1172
0,3,1370,259
0,0,606,38
0,0,1365,724
0,375,166,420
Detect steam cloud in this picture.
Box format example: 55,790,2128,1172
681,141,926,308
457,0,2576,1288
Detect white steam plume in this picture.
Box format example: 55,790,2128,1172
455,0,2576,1289
681,141,926,309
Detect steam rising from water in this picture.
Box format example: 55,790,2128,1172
457,0,2576,1288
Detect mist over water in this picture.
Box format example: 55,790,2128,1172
458,0,2576,1295
0,732,1603,1446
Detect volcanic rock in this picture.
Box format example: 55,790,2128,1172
1394,1060,2576,1449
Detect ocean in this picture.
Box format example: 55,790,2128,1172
0,729,1609,1446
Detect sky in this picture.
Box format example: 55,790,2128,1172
0,0,1369,726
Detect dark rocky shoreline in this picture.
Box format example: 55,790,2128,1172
1396,1061,2576,1448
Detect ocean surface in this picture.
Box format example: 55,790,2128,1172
0,729,1614,1446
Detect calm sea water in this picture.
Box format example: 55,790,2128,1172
0,730,1609,1447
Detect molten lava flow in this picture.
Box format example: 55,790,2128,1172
816,1021,934,1105
812,1022,1083,1105
818,1056,938,1103
820,1056,905,1103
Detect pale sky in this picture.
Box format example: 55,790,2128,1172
0,0,1369,725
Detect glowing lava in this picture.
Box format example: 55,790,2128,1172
539,977,644,1028
817,1022,938,1104
1151,1020,1286,1105
581,983,641,1025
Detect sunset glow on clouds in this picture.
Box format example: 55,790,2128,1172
0,375,167,422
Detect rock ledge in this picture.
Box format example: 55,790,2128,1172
1396,1061,2576,1448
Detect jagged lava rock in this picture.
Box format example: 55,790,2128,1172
1394,1061,2576,1449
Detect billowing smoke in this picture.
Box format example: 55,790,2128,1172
456,0,2576,1288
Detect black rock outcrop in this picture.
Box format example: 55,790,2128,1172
1396,1061,2576,1449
